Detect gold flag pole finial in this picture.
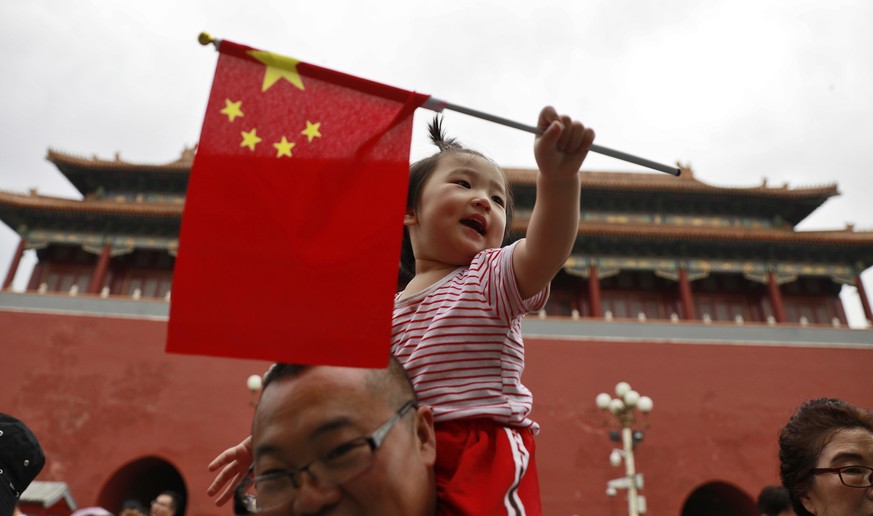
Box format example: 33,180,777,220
198,32,217,48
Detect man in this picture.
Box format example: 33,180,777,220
212,359,437,515
757,485,796,516
149,491,180,516
0,414,45,516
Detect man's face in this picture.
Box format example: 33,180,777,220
149,495,175,516
251,366,437,515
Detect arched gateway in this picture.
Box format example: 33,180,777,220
97,456,187,515
681,480,757,516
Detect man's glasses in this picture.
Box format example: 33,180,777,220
812,466,873,488
234,401,417,514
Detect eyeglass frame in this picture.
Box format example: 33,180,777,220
812,465,873,488
233,400,418,514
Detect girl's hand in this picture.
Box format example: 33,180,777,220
534,106,595,179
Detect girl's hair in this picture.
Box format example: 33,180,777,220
399,116,514,279
778,398,873,516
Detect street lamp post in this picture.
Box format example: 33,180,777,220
246,373,263,407
596,382,653,516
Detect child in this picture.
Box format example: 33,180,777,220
393,106,594,515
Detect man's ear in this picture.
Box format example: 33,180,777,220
404,209,418,227
414,405,437,466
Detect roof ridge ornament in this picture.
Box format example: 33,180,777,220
176,144,197,164
675,161,694,179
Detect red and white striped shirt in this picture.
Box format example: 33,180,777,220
392,242,548,431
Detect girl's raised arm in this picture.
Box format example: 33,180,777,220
513,106,595,300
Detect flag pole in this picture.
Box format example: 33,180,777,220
197,32,680,177
422,98,680,176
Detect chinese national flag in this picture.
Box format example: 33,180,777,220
167,40,429,367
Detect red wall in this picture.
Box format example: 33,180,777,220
0,311,270,516
524,337,873,514
2,310,871,515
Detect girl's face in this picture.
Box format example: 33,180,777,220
404,153,508,269
801,427,873,515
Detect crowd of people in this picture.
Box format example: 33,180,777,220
0,413,183,516
4,391,871,515
207,363,873,515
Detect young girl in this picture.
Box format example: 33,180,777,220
393,106,595,515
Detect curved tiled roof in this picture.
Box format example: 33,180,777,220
509,218,873,245
45,148,194,197
45,150,838,199
3,189,868,245
46,147,194,172
0,190,182,217
505,167,839,199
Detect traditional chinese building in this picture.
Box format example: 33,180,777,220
506,167,873,326
2,149,872,515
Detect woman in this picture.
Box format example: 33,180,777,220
779,398,873,515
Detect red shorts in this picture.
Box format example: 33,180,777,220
434,419,542,516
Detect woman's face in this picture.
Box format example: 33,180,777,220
802,427,873,515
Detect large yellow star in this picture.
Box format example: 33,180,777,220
273,136,296,158
248,50,305,92
240,129,262,151
301,121,322,143
220,99,244,122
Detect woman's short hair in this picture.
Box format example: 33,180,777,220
778,398,873,515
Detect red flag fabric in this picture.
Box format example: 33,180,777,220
167,40,429,367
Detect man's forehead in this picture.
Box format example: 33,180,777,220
253,367,385,444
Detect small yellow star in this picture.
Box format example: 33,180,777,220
273,136,296,158
301,121,322,143
220,99,244,122
248,50,305,92
240,129,262,151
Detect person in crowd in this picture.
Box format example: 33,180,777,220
211,358,437,515
757,484,795,516
118,500,147,516
70,508,112,516
149,491,180,516
779,397,873,515
0,413,45,516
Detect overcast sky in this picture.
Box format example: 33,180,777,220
1,0,871,325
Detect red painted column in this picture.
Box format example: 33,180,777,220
855,275,873,326
588,265,602,318
88,244,112,294
767,271,786,323
2,237,27,290
678,266,696,321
